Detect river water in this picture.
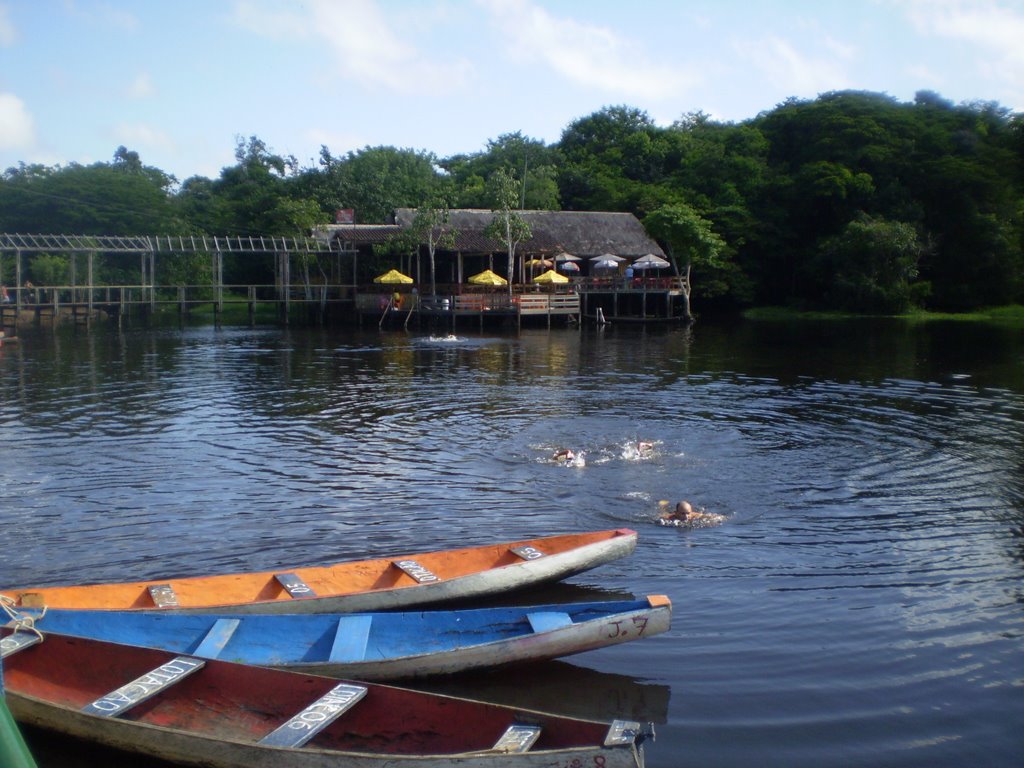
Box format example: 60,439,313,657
1,318,1022,767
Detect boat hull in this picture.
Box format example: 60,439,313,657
2,633,649,768
30,596,672,680
2,529,637,614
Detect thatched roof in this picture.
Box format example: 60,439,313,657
317,223,400,245
393,208,664,258
320,209,664,259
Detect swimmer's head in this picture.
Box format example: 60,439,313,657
675,500,693,519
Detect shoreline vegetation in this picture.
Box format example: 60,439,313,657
1,90,1021,318
743,304,1024,324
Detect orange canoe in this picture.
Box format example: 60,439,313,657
1,529,637,615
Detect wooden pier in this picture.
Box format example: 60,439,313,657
0,230,687,335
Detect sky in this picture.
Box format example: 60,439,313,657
1,0,1022,183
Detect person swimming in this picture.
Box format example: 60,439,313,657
622,440,655,461
551,449,585,467
657,500,725,528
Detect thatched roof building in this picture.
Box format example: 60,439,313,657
321,209,664,259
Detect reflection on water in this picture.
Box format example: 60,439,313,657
1,318,1023,768
412,659,671,725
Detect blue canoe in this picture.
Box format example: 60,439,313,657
20,596,671,680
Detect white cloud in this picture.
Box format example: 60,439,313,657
231,0,470,93
126,72,155,99
113,122,174,152
0,93,34,150
900,0,1024,103
0,4,15,46
479,0,696,100
735,35,851,96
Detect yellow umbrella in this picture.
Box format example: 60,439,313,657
374,269,414,284
467,269,508,286
533,269,569,284
525,258,553,268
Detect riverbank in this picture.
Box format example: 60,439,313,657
743,304,1024,325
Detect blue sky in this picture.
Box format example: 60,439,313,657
1,0,1022,183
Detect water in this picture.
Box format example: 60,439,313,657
1,318,1022,767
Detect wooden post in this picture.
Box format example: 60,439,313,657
14,249,22,315
248,285,255,326
149,251,156,311
217,252,223,313
282,249,290,326
87,252,94,314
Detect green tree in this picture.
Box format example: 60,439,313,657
442,132,560,209
814,215,924,312
0,151,183,235
28,253,68,285
644,204,727,320
484,168,531,295
314,145,443,223
410,192,458,296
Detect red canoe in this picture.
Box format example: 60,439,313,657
1,629,653,767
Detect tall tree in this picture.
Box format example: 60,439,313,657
410,191,457,296
442,132,560,209
644,203,727,320
484,168,531,296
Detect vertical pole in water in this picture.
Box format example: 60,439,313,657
216,251,223,316
87,252,94,322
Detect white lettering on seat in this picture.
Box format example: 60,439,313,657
82,657,205,717
259,683,368,748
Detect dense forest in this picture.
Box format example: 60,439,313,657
1,90,1021,314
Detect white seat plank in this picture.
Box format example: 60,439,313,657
527,611,573,633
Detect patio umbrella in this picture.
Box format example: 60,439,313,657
374,269,414,284
591,253,626,263
555,252,582,263
533,269,569,284
525,258,554,268
591,259,621,270
558,261,580,273
467,269,508,286
632,254,671,269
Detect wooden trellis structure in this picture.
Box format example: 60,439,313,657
0,233,355,329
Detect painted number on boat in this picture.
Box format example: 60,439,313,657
605,615,649,638
82,656,205,717
148,584,179,608
0,631,42,659
275,572,318,598
510,545,546,561
392,559,439,583
493,724,542,753
259,683,367,748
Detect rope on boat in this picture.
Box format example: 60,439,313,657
0,595,44,641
